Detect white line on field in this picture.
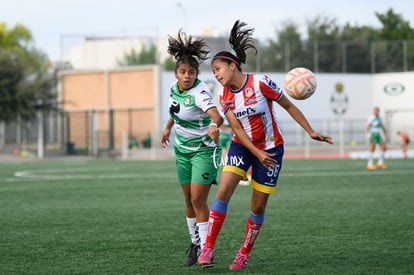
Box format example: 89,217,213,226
7,166,411,182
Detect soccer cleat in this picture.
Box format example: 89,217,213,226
229,250,250,270
367,164,376,170
184,243,200,266
198,246,215,269
376,163,387,169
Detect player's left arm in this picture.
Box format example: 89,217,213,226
278,96,333,144
381,124,387,142
161,117,174,147
226,111,277,168
195,85,224,144
206,107,224,144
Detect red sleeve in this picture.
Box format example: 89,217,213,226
259,75,283,102
218,87,233,115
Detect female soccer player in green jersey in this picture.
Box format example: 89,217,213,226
160,30,223,266
366,107,388,169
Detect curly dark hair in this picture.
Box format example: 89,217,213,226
167,29,209,73
212,20,257,71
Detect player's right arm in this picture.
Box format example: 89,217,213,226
161,117,174,147
381,123,387,142
366,119,372,139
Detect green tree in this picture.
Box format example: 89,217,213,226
339,24,378,72
375,8,414,72
257,10,414,73
0,23,56,122
256,21,306,72
0,22,32,48
376,8,414,40
117,44,157,66
163,56,175,71
306,17,341,72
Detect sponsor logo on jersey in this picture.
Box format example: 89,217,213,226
263,76,278,90
220,99,235,112
245,98,257,105
170,100,180,114
234,107,257,118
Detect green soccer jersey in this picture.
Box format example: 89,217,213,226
367,115,383,134
169,79,217,152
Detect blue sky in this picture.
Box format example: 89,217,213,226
2,0,414,61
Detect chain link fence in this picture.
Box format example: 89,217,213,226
245,39,414,74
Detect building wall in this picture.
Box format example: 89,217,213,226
60,66,159,150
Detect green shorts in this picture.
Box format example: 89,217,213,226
370,133,384,144
174,145,222,185
219,132,232,148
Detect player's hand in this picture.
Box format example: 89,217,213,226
160,129,171,147
310,132,333,144
366,133,371,140
208,124,220,144
256,150,277,169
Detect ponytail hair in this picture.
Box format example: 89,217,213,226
213,20,257,71
167,29,209,73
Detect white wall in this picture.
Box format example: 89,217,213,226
372,72,414,142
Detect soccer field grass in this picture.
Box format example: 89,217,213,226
1,158,413,274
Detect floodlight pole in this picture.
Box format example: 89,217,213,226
37,109,44,159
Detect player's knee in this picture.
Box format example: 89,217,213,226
190,197,207,210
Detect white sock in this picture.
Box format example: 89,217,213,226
197,221,208,249
368,153,374,165
186,217,199,244
378,152,385,164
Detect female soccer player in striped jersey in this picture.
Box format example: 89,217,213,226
160,30,223,266
198,20,333,270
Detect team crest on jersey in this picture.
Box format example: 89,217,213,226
244,87,254,97
244,87,257,106
184,95,192,106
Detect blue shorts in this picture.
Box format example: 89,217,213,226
223,142,284,194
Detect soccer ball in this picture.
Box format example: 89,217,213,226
284,67,317,100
